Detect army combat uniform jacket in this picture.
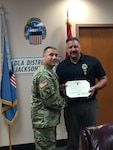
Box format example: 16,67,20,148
31,64,65,129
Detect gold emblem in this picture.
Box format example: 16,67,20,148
82,64,88,75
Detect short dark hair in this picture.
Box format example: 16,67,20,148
43,46,57,53
66,37,79,43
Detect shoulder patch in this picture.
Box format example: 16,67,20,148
39,80,48,88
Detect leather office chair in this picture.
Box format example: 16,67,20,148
81,123,113,150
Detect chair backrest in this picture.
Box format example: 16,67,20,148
81,123,113,150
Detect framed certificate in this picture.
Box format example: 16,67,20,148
65,80,91,98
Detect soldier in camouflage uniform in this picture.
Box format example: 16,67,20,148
31,46,65,150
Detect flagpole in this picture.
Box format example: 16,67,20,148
8,125,12,150
65,9,72,58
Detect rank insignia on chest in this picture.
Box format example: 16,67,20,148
39,80,48,88
82,63,88,75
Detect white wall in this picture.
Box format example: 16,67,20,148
0,0,113,147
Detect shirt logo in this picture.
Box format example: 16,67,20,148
82,63,88,75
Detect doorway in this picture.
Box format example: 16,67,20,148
76,24,113,125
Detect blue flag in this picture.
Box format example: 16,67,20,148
0,11,18,125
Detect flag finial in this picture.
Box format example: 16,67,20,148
0,4,6,14
67,9,69,21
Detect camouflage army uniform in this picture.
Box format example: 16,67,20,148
31,64,65,150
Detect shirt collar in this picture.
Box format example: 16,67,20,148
66,53,85,64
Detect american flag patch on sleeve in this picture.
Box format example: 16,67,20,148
39,80,48,88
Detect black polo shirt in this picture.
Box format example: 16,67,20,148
56,53,106,87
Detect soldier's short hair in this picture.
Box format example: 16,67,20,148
43,46,57,53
